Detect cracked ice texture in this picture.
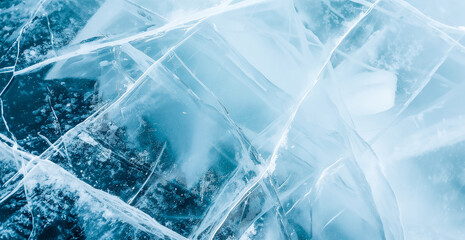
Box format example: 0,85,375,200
0,0,465,239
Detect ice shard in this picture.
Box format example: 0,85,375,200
1,0,465,239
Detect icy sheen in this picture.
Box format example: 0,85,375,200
1,0,465,239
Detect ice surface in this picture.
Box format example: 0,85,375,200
1,0,465,239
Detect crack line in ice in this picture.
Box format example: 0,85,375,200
268,0,380,178
0,29,199,217
342,121,405,239
3,0,456,238
40,6,58,57
1,0,49,61
202,176,267,240
171,52,294,239
0,40,21,98
285,158,344,215
391,0,465,32
0,135,188,239
197,2,381,238
127,142,166,205
33,29,197,161
170,48,298,239
0,0,52,100
369,33,465,145
11,0,271,77
0,26,202,239
124,0,169,21
322,209,346,231
39,160,188,239
37,132,67,159
348,0,375,7
0,177,25,206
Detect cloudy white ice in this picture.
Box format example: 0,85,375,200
1,0,465,239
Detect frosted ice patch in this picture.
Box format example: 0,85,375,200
78,132,99,146
342,70,397,116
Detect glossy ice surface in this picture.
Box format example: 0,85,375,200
1,0,465,239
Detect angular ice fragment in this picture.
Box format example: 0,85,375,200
342,70,397,116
